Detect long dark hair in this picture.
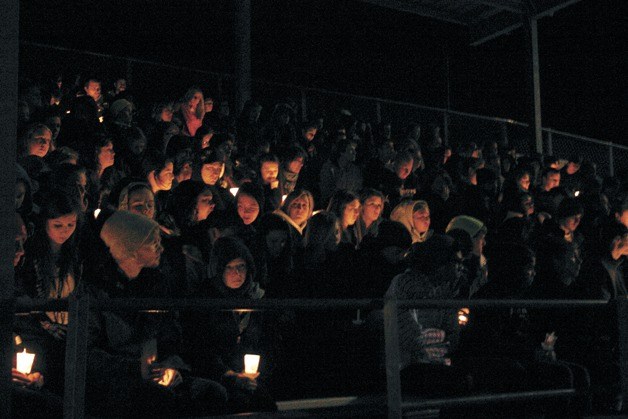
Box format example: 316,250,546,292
27,189,82,296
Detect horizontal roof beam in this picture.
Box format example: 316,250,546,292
471,0,584,45
358,0,468,26
472,0,525,14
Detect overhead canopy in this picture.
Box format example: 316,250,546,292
356,0,582,45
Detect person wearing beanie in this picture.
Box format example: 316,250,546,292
384,226,474,400
390,200,434,244
82,210,228,417
184,237,277,414
107,98,133,129
446,215,489,296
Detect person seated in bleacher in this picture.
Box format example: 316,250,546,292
82,210,227,417
15,190,82,397
183,236,277,414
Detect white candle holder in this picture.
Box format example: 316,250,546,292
16,349,35,375
244,354,260,375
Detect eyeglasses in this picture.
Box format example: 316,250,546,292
224,263,247,274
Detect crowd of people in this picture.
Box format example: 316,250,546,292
10,71,628,417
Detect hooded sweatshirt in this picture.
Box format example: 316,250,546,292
390,200,433,244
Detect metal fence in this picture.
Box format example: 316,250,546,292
19,41,628,177
3,295,625,418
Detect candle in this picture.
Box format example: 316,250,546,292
281,194,288,204
244,354,260,375
457,308,470,326
230,187,239,197
16,349,35,375
158,368,175,386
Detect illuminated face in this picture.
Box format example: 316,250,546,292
195,192,215,222
343,199,361,227
223,257,247,289
412,208,431,234
114,79,126,93
522,195,535,216
204,99,214,113
46,117,61,140
128,188,156,220
156,162,174,190
303,128,317,142
260,161,279,184
566,162,580,175
28,130,52,158
473,232,486,256
84,80,101,102
560,214,582,234
286,157,305,174
237,194,260,225
288,196,309,226
188,91,203,109
361,196,383,225
134,229,163,268
543,173,560,191
616,209,628,229
160,107,174,123
396,160,413,180
518,174,530,191
611,234,628,260
265,230,287,259
98,142,115,169
46,213,77,249
201,162,224,186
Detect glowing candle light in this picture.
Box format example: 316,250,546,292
158,368,176,386
281,194,288,204
457,308,470,326
230,187,239,197
244,354,260,375
94,208,102,219
16,349,35,375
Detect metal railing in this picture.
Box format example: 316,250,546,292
20,41,628,177
3,295,624,418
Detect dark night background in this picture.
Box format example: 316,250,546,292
19,0,627,144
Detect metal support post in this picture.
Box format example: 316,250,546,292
125,59,133,86
546,130,553,156
301,88,307,122
63,293,91,419
617,297,628,409
609,144,615,177
375,101,382,126
525,16,543,154
443,112,450,145
234,0,252,115
383,297,402,418
0,299,14,418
